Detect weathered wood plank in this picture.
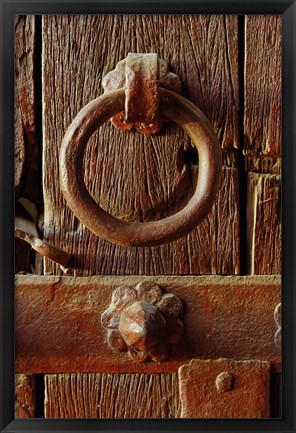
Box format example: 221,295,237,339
244,156,281,175
247,173,281,274
15,16,38,273
42,15,240,276
44,373,100,418
244,15,281,156
44,373,180,418
244,18,282,419
44,167,240,276
15,15,38,199
15,374,36,418
180,15,239,150
16,275,281,373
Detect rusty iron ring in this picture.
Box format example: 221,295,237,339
59,88,222,247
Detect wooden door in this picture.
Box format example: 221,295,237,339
15,14,281,418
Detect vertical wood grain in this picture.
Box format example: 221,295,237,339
15,18,38,420
244,13,281,299
243,18,281,287
44,373,180,418
15,16,38,273
244,16,282,418
244,15,281,157
244,16,281,278
42,15,240,276
247,173,281,275
15,374,36,418
15,15,38,200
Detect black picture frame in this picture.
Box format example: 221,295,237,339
1,0,295,432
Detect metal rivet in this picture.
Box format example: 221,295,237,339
101,283,185,362
215,371,234,392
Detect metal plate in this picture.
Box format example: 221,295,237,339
179,358,270,418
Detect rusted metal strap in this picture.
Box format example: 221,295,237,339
102,52,181,134
15,275,281,374
125,53,159,125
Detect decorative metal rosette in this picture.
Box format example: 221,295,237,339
101,281,185,362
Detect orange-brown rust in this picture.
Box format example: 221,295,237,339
101,282,185,362
179,358,270,418
15,275,281,374
102,53,182,134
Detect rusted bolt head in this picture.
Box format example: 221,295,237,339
215,371,234,392
111,285,137,310
101,307,120,329
156,293,184,319
118,301,166,351
136,281,163,305
107,329,128,352
149,342,170,362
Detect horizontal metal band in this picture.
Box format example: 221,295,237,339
15,275,281,373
